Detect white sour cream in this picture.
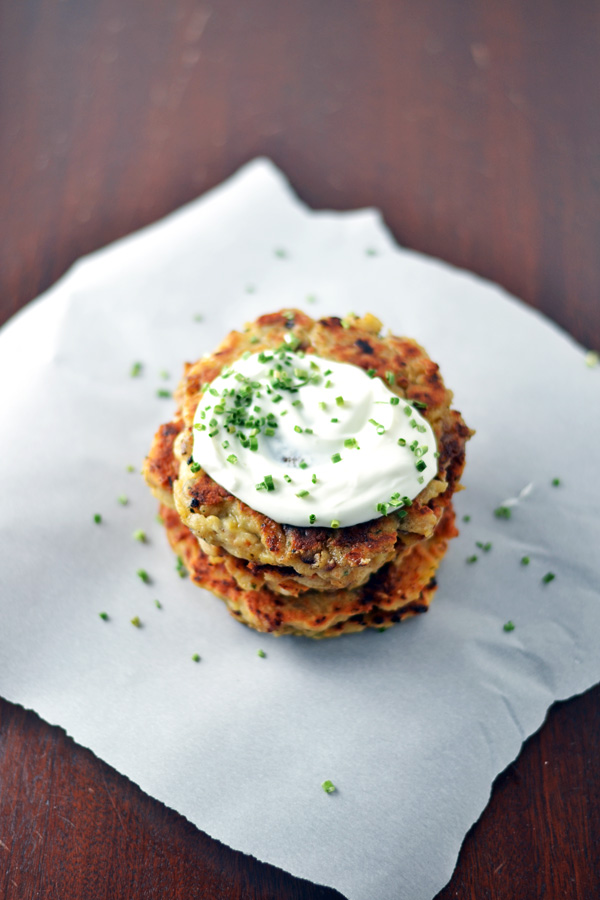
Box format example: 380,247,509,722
191,350,437,528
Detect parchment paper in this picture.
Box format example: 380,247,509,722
1,159,599,900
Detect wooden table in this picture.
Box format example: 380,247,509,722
1,2,599,897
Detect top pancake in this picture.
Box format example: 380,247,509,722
144,310,472,592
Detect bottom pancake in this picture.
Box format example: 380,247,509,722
159,504,456,638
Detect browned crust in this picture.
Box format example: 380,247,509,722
160,503,456,638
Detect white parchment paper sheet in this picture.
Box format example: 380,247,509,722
0,159,599,900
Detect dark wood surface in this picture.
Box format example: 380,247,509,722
1,2,599,898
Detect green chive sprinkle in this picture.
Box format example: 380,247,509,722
322,780,336,793
415,460,427,472
551,477,561,486
367,368,376,378
390,396,400,405
503,621,515,632
344,438,359,449
336,396,344,407
193,314,203,322
319,402,327,411
331,417,339,423
475,541,492,552
494,505,512,519
118,495,128,505
160,370,169,380
192,653,201,662
284,474,292,483
324,369,332,376
331,453,342,463
274,248,287,258
585,350,599,367
330,519,340,528
309,514,316,524
386,371,395,385
521,556,530,565
130,616,142,628
133,529,147,543
93,513,102,524
299,461,308,469
156,389,171,398
227,454,238,464
126,465,135,473
264,475,275,491
154,599,162,609
413,400,427,409
542,572,556,584
397,438,406,447
130,361,142,377
296,489,310,498
466,555,478,564
325,380,334,388
176,556,187,578
463,515,471,522
312,473,317,483
99,612,109,621
257,649,266,658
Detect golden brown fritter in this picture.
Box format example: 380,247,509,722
143,309,472,592
160,503,456,638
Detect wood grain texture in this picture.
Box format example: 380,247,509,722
0,1,599,898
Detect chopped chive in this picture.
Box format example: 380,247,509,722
367,368,376,378
312,473,317,483
176,556,187,578
463,515,471,522
397,438,406,447
193,313,203,322
551,477,561,487
274,248,287,258
322,780,336,793
126,465,135,473
585,350,599,367
494,505,512,519
331,417,339,423
296,489,310,498
305,427,314,435
475,541,492,552
93,513,102,524
117,495,128,505
521,556,530,565
309,514,316,524
319,402,327,411
324,369,332,376
376,502,389,515
503,621,515,632
415,460,427,472
331,453,342,463
257,649,266,658
299,461,308,469
294,425,303,433
99,612,109,621
413,400,427,409
191,653,201,662
264,474,275,491
292,399,302,407
336,396,344,407
409,418,417,428
344,438,359,449
417,475,424,484
390,396,400,405
156,389,172,398
466,555,478,564
159,369,169,380
130,361,143,377
189,461,201,473
284,474,292,483
154,599,162,609
542,572,555,584
330,519,340,528
404,406,411,415
133,529,147,543
227,454,238,464
130,616,142,628
222,440,230,449
325,380,334,388
386,371,395,385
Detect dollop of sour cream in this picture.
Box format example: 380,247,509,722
191,348,437,528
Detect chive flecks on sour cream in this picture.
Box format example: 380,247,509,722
190,350,437,528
